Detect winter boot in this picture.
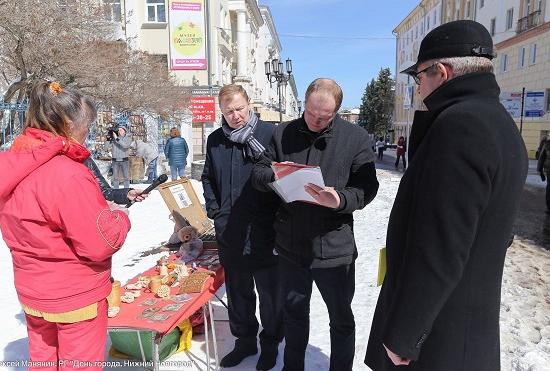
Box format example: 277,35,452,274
256,341,279,370
220,337,257,368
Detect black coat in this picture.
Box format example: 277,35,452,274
365,73,528,371
252,115,379,268
201,120,279,270
84,158,131,204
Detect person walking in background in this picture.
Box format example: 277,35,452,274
164,127,189,181
110,124,132,189
394,136,407,170
252,78,379,371
202,84,283,370
135,139,159,183
537,133,550,212
375,137,385,160
365,20,527,371
0,81,131,371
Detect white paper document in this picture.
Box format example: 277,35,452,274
270,167,325,203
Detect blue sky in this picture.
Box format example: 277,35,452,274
260,0,419,109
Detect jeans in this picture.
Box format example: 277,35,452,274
112,160,129,188
146,157,158,183
170,164,186,181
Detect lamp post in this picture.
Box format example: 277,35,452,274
265,58,293,124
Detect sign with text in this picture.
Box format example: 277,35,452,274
169,0,207,70
500,92,522,118
524,91,545,117
191,97,216,123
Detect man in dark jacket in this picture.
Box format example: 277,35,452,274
252,78,379,371
536,134,550,211
201,84,283,370
365,20,528,371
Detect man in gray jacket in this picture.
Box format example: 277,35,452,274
111,125,132,188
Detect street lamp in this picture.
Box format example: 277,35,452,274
265,57,293,124
297,100,302,117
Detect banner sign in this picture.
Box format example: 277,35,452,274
500,92,522,118
524,91,545,117
191,97,216,123
169,0,207,70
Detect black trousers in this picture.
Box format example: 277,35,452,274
395,154,406,169
224,263,284,345
279,257,355,371
546,175,550,210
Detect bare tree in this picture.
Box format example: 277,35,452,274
0,0,189,131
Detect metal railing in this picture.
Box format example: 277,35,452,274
517,10,541,34
0,101,28,150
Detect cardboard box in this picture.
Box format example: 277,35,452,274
158,178,216,248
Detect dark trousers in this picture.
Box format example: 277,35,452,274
546,176,550,210
224,264,284,346
279,257,355,371
377,148,384,160
395,154,406,169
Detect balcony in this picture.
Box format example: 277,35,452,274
516,10,541,34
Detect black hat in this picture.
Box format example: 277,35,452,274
401,20,495,75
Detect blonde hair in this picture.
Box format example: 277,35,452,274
170,127,181,137
218,84,249,105
25,81,96,138
304,78,343,113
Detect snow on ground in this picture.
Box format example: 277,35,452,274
1,169,549,370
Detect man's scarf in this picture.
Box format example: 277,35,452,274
221,112,265,159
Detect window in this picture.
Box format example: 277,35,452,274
480,0,484,8
518,46,526,68
490,18,496,36
146,0,166,23
415,26,418,39
546,89,550,112
466,1,471,18
500,54,508,73
506,8,514,30
529,44,537,64
103,0,121,22
427,15,430,30
433,11,437,25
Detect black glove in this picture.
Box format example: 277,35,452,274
541,172,546,182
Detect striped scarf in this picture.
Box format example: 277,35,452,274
221,112,265,159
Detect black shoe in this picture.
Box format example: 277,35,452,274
220,338,257,368
256,345,278,370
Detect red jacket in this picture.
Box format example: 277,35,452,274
396,138,407,156
0,128,131,312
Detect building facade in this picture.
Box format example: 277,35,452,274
107,0,299,159
393,0,550,157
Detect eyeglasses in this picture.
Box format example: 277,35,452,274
409,63,438,85
221,106,247,116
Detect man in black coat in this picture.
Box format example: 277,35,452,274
365,20,528,371
252,78,379,371
201,84,283,370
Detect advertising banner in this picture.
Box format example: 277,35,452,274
191,97,216,123
169,0,207,70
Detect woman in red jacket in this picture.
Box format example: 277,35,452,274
395,136,407,171
0,81,131,371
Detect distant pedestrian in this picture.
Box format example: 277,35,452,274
164,127,189,181
394,136,407,170
110,125,132,188
537,135,550,211
135,139,159,183
375,137,385,160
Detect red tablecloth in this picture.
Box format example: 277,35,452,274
108,254,224,336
